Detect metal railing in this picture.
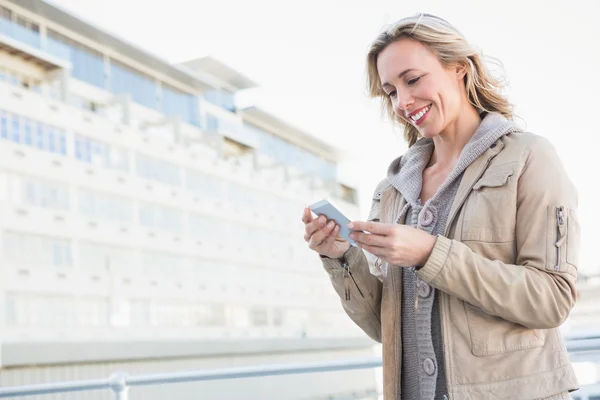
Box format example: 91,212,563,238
0,357,383,399
0,335,598,399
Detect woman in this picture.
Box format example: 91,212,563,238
301,13,580,400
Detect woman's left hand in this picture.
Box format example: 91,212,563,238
348,221,437,267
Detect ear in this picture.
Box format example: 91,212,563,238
455,64,467,80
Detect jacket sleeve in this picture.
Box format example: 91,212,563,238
417,136,579,329
322,246,383,342
320,179,388,342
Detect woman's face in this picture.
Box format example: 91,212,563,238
377,38,466,138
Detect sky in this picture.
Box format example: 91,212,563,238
50,0,600,273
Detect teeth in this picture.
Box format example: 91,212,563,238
410,105,431,122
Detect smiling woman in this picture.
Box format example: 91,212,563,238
367,13,512,147
302,12,580,400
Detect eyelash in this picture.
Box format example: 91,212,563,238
407,76,421,86
385,76,421,98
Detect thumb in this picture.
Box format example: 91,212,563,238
302,208,313,224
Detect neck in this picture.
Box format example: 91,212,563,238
429,105,482,168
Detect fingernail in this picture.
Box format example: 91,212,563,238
347,222,354,229
327,221,334,228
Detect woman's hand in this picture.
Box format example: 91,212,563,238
302,208,351,259
348,221,437,267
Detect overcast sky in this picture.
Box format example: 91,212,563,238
50,0,599,273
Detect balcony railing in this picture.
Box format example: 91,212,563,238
0,336,598,399
0,357,383,399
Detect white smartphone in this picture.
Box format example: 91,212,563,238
308,199,358,247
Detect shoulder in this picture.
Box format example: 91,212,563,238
501,131,559,165
372,177,392,198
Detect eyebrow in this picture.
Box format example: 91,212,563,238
381,69,416,88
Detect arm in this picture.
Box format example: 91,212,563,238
417,137,579,329
322,246,383,342
320,179,389,342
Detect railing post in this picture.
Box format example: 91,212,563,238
108,371,129,400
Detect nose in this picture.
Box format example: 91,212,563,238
393,89,414,114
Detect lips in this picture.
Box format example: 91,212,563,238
407,104,432,125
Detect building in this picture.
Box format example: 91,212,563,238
0,0,378,398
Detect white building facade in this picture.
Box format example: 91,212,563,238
0,1,379,398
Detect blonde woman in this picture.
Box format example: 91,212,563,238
302,13,580,400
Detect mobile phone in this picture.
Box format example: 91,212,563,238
308,199,358,247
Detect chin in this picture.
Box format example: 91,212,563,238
418,127,442,139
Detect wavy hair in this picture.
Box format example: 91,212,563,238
367,13,513,146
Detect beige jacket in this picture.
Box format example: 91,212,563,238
322,132,580,399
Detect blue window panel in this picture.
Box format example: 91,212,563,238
58,135,67,155
47,127,55,152
23,119,33,146
1,111,8,140
91,141,102,156
10,116,20,143
7,74,18,86
25,181,36,205
53,243,63,267
84,140,91,162
74,138,83,161
35,123,45,149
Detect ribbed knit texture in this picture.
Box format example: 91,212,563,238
387,112,521,399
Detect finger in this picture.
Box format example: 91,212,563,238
350,231,388,248
318,224,340,250
304,215,327,241
357,242,388,258
308,220,336,248
301,208,313,224
348,220,393,235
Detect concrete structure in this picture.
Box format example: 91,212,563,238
0,0,377,398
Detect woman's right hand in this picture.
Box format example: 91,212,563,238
302,208,351,259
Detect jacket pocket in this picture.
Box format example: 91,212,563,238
464,302,545,357
546,205,578,273
461,164,517,243
472,168,514,190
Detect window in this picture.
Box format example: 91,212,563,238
75,134,129,172
0,11,40,48
162,85,200,127
140,251,189,278
185,169,226,200
249,306,269,327
78,188,133,223
3,232,72,268
110,61,157,109
6,293,108,327
203,90,235,112
136,153,180,186
47,30,105,88
79,242,136,273
138,203,184,233
147,302,224,327
0,110,67,155
12,175,69,211
189,213,230,244
247,123,337,181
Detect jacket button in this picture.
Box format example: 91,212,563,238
418,281,432,298
423,358,436,376
419,209,434,227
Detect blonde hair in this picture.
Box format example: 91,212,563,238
367,13,513,146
